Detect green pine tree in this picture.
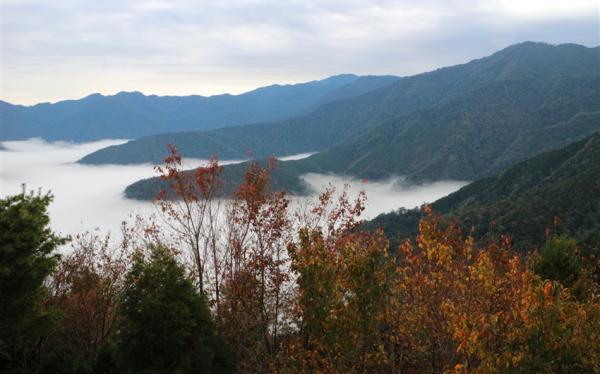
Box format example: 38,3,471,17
116,245,235,373
0,191,67,372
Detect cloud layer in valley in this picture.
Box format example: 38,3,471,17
0,140,465,244
2,0,598,104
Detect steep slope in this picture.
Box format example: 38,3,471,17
0,74,400,142
292,74,600,181
80,42,600,165
368,133,600,251
122,43,600,200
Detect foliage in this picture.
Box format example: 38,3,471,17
131,147,296,372
369,132,600,252
388,211,600,372
5,148,600,373
279,205,600,372
0,191,67,372
535,235,582,287
282,187,392,372
143,149,600,372
43,231,133,373
116,244,234,373
217,158,293,372
154,145,224,295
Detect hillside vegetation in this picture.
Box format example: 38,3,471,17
5,157,600,373
81,42,599,165
124,43,600,199
296,75,600,181
368,133,600,251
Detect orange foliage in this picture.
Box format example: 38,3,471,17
148,151,600,372
219,158,293,372
46,232,134,363
282,206,600,372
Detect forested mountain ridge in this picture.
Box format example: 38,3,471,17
0,74,399,142
290,74,600,181
367,133,600,251
124,61,600,199
80,42,599,165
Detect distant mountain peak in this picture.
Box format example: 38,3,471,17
2,73,397,142
115,91,145,97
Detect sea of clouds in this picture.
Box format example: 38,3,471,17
0,139,466,245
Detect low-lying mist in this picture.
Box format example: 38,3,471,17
300,173,467,220
0,139,466,243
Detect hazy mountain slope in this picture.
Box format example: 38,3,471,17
293,74,600,181
367,133,600,251
80,42,599,165
1,74,398,142
122,43,600,200
124,75,600,200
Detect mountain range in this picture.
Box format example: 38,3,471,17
0,74,398,142
122,42,600,199
79,42,599,166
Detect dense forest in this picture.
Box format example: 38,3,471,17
120,42,600,199
0,74,398,142
367,133,600,253
80,42,600,166
2,150,599,373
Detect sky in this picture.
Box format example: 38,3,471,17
1,0,598,105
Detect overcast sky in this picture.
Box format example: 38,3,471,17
1,0,598,105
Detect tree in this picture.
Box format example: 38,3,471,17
535,235,582,288
279,185,393,372
0,191,67,372
388,208,600,372
218,159,292,372
154,145,224,297
44,231,133,373
115,244,234,373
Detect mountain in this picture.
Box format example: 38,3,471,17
367,133,600,251
80,42,600,165
288,75,600,181
123,42,600,199
0,74,399,142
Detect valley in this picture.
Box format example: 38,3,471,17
2,11,600,368
0,139,465,242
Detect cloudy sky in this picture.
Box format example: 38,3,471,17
1,0,598,105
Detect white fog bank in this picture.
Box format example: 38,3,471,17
300,173,467,220
0,139,466,240
0,138,248,238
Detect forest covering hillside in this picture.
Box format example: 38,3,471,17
4,161,600,373
367,133,600,251
291,76,600,181
80,42,600,165
124,43,600,200
0,74,398,142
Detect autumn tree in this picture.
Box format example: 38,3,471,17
110,146,600,372
0,191,67,372
153,148,296,371
277,202,600,372
386,208,600,372
219,159,293,372
154,145,224,297
274,186,392,372
43,231,134,372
